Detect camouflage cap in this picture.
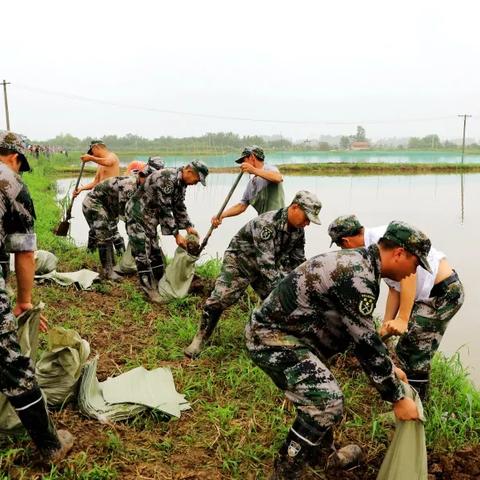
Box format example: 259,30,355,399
235,145,265,164
87,140,106,155
291,190,322,224
190,159,209,186
141,156,165,176
328,214,363,247
382,220,432,273
0,131,31,172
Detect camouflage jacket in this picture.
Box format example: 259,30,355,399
0,163,37,257
246,244,404,403
226,207,306,294
126,168,192,236
84,176,138,221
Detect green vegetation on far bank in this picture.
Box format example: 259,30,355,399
1,153,478,479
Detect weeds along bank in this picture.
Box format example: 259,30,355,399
1,154,478,479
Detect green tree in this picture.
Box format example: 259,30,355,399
355,125,366,142
340,136,351,149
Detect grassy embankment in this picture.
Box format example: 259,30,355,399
0,154,479,479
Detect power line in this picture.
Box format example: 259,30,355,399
14,83,461,127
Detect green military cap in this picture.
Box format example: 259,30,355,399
190,159,209,186
141,156,165,176
235,145,265,164
291,190,322,224
382,220,432,273
87,140,106,155
328,214,363,247
0,131,31,172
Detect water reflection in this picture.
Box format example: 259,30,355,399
57,173,480,384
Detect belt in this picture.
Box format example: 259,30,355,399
429,271,459,298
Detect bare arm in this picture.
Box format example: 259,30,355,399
74,169,101,196
81,154,116,167
14,251,34,306
241,163,283,183
211,202,248,227
380,273,416,336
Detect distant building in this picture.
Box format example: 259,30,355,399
350,141,370,150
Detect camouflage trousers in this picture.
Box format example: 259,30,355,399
0,278,37,397
125,209,164,272
82,196,117,244
396,276,464,377
246,340,344,434
205,253,270,313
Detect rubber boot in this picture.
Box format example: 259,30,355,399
184,307,222,358
408,372,430,402
98,244,122,281
138,268,163,304
151,260,164,282
87,230,97,253
113,235,126,257
271,418,326,480
9,388,74,463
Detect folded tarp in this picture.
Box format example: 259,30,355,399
377,382,427,480
35,269,99,290
36,327,90,407
0,304,43,433
78,357,190,423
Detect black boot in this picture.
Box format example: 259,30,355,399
98,244,121,281
184,307,222,358
113,235,126,257
271,417,329,480
137,266,162,304
408,372,430,402
87,230,97,253
8,388,74,463
151,261,164,282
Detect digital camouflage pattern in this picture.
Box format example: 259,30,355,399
382,220,432,273
82,176,138,244
125,168,193,271
235,145,265,163
396,277,464,376
205,207,306,312
0,162,37,396
291,190,322,225
246,245,404,434
0,131,28,157
328,214,363,246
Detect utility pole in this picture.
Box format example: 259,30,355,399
457,114,472,164
2,80,11,130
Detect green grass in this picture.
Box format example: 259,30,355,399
1,154,479,479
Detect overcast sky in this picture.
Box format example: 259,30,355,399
2,0,480,141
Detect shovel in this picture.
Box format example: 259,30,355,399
198,171,244,255
54,162,86,236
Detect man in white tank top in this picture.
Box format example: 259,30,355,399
328,214,464,401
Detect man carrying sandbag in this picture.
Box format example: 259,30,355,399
245,221,426,479
125,160,209,302
185,190,322,358
82,157,164,280
328,214,464,401
0,132,73,463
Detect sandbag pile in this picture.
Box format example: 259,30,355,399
36,327,90,407
78,357,190,422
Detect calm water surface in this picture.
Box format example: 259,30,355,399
57,172,480,384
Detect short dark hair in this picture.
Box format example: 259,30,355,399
378,237,400,250
0,147,17,156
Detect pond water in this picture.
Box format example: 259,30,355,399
57,172,480,384
99,151,480,169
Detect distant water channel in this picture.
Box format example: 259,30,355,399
57,172,480,385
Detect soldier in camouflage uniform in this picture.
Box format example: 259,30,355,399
0,132,73,462
125,160,209,302
185,190,322,358
82,157,164,280
328,214,464,400
246,221,428,479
